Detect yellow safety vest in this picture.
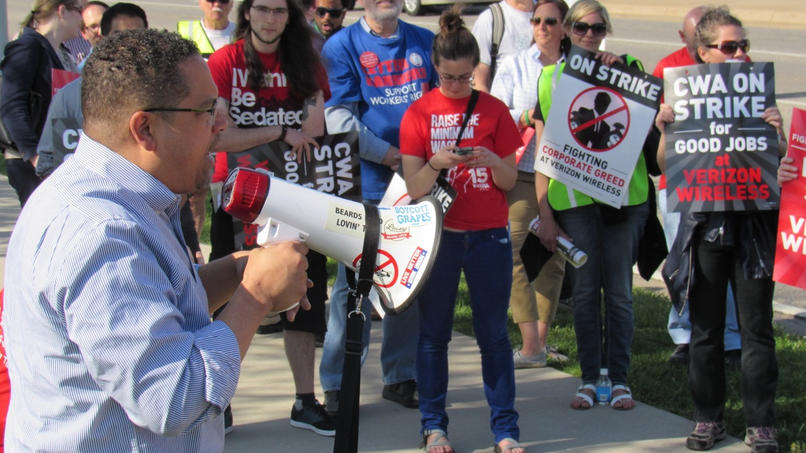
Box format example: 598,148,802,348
177,20,216,58
539,56,649,211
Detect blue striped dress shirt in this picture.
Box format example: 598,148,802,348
2,134,241,452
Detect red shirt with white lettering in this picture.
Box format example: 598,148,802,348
400,89,520,230
207,39,330,182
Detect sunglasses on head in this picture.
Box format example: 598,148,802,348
205,0,231,4
529,16,559,26
315,6,345,17
571,21,607,37
705,39,750,55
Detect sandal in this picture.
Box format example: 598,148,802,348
423,429,454,453
494,437,525,453
610,384,635,410
570,384,595,410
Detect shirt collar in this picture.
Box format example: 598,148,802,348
359,16,400,39
74,133,183,216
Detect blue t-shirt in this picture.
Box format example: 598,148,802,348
322,19,437,200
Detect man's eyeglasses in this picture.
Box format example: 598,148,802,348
529,16,559,26
143,98,226,124
705,39,750,55
315,6,345,18
205,0,231,4
571,21,607,37
251,5,289,16
438,72,473,84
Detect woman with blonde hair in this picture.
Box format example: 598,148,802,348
0,0,83,206
533,0,650,411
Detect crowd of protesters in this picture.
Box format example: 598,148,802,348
0,0,795,452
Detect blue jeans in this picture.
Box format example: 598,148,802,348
319,264,420,390
658,189,741,350
556,202,648,385
417,228,518,443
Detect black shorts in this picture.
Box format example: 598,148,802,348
281,250,328,334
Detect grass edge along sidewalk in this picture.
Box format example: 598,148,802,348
452,284,806,452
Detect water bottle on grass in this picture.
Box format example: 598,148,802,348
596,368,611,405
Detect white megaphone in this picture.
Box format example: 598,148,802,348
221,167,443,314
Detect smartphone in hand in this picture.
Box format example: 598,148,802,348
455,146,473,155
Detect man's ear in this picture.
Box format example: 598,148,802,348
129,111,158,152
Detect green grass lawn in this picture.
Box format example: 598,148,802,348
453,275,806,452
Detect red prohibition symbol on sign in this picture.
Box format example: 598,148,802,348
352,249,399,288
568,86,630,152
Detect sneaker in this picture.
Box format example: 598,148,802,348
513,349,546,369
382,379,418,408
745,427,778,453
324,390,339,417
224,405,234,435
725,349,742,372
290,400,335,437
546,345,569,363
668,344,690,366
686,421,726,451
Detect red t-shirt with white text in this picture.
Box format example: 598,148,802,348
400,89,520,230
207,40,330,182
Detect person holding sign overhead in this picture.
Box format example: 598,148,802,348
532,0,651,411
490,0,571,369
400,8,521,453
654,7,785,452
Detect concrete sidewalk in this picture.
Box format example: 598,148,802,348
224,326,748,452
600,0,806,29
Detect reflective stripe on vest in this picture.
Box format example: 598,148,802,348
177,20,215,57
541,55,648,210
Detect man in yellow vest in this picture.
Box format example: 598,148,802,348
177,0,236,249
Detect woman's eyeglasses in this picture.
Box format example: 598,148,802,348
571,21,607,37
705,39,750,55
438,72,473,84
251,5,289,16
530,16,559,26
315,6,345,17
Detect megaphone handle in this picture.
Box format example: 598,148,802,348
333,203,380,453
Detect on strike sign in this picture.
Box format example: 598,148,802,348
664,63,779,212
774,107,806,290
534,46,662,207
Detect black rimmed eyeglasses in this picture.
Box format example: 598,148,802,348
143,98,226,123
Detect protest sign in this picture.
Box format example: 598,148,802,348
534,46,661,207
773,107,806,290
226,132,361,249
51,69,79,96
49,117,83,162
664,62,779,212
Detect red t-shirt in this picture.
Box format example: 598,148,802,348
400,89,520,230
207,40,331,182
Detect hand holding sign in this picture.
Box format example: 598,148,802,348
283,127,319,163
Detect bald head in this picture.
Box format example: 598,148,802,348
680,6,707,51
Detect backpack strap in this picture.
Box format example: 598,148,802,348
489,2,505,80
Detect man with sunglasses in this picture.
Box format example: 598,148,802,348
3,28,312,452
651,5,744,370
312,0,345,40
